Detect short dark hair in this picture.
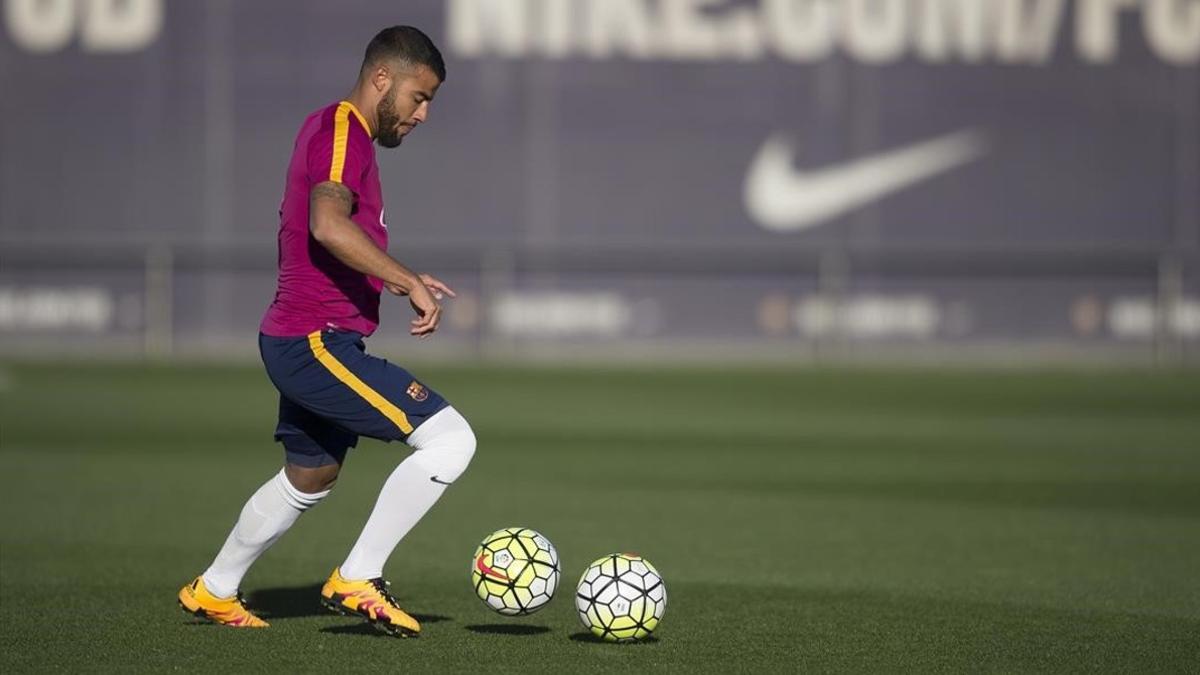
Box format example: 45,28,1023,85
362,26,446,82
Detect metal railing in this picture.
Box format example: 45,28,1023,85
0,238,1196,364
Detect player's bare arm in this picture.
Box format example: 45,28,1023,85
309,180,443,336
308,180,417,290
386,274,456,300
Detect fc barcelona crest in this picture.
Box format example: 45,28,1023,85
407,381,429,402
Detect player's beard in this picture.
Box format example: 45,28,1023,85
376,88,404,148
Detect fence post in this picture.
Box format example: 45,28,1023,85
1155,253,1182,367
144,243,174,359
816,248,850,362
480,248,516,361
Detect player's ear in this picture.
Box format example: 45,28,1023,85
371,65,392,96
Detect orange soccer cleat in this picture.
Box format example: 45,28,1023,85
320,567,420,637
178,576,269,628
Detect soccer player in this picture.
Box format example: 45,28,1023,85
178,26,475,638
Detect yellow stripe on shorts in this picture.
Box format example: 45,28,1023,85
307,331,414,434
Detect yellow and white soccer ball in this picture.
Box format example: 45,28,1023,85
471,527,560,615
575,553,667,642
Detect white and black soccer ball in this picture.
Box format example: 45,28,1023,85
575,553,667,642
470,527,560,615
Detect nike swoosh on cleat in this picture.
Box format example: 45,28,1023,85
429,475,452,485
743,129,988,232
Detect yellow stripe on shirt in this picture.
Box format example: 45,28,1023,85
329,102,352,183
342,100,371,135
307,331,414,434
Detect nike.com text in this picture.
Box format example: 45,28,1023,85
449,0,1200,65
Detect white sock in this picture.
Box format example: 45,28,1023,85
339,407,476,581
202,469,329,598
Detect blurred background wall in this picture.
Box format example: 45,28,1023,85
1,0,1197,363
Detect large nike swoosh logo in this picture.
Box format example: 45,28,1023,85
744,129,988,232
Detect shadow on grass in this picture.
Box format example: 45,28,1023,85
319,623,392,638
412,614,453,624
246,583,325,619
318,616,452,638
465,624,551,635
569,632,659,645
246,584,453,625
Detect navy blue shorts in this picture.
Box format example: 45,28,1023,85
259,329,449,468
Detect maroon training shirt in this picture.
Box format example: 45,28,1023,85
260,100,387,338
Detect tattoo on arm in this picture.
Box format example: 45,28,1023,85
311,181,353,214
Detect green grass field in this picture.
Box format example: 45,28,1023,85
1,362,1199,672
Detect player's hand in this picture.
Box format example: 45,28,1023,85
418,273,456,301
404,283,441,338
